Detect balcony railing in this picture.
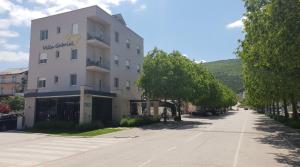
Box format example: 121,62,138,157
86,59,110,70
87,33,109,46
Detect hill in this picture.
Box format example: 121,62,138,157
204,59,244,93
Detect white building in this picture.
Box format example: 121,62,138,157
24,6,144,127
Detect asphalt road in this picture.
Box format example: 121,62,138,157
0,108,299,167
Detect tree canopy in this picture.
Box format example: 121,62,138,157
138,48,237,119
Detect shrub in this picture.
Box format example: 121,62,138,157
2,96,24,111
120,116,159,127
0,103,11,114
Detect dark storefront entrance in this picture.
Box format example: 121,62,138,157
92,97,112,124
35,97,80,123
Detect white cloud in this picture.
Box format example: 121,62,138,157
134,4,146,12
0,39,20,50
0,30,19,38
0,51,28,62
194,60,207,64
226,17,246,29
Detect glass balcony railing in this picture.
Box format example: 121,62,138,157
87,33,110,46
86,58,110,70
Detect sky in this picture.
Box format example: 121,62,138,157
0,0,245,70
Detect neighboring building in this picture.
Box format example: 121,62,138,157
24,6,144,127
0,68,28,97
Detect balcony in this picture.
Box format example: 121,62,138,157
87,33,110,49
86,59,110,73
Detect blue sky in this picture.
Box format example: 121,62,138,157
0,0,245,70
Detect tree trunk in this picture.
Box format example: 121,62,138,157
163,99,167,123
272,102,276,116
178,100,182,121
283,99,289,119
276,101,280,116
291,95,298,120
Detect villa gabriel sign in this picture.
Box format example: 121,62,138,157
42,34,81,50
43,41,74,50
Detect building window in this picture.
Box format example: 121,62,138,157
115,32,119,43
72,24,78,34
40,30,48,40
126,39,130,49
0,87,3,94
70,74,77,86
39,53,48,64
71,49,78,59
114,78,119,88
99,80,102,90
38,78,46,88
137,46,141,54
57,26,61,34
12,88,15,94
126,60,130,69
12,75,16,82
114,55,119,65
126,81,130,90
137,65,141,73
54,76,59,83
56,51,60,58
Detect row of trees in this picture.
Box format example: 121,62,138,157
237,0,300,119
138,48,237,120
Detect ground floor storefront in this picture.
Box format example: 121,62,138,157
24,89,120,128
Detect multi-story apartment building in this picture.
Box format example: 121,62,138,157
0,68,28,97
24,6,144,127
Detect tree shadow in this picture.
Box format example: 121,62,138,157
254,115,300,166
139,120,212,130
183,111,237,120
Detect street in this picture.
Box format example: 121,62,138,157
0,109,299,167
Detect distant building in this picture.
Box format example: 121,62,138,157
0,68,28,97
24,6,143,127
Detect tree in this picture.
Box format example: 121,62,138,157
2,96,24,111
0,103,11,114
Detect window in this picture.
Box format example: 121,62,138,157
12,88,15,94
114,78,119,88
72,24,78,34
39,53,48,64
40,30,48,40
99,80,102,90
137,46,141,54
54,76,59,83
126,39,130,49
137,65,141,73
126,60,130,69
71,49,78,59
115,32,119,42
57,26,61,34
0,87,3,94
114,55,119,65
56,51,60,58
126,81,130,90
38,78,46,88
12,75,16,82
70,74,77,86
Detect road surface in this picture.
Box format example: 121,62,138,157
0,109,299,167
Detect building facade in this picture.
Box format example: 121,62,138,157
0,68,28,97
24,6,144,127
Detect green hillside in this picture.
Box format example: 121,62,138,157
204,59,244,93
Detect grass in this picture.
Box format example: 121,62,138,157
269,115,300,129
26,127,125,137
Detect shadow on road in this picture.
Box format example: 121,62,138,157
184,111,237,120
140,120,212,130
254,115,300,166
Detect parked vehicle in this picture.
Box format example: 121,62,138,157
0,114,17,131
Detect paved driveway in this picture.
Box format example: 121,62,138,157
0,109,299,167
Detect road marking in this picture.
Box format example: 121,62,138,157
138,159,152,167
184,125,215,143
167,146,177,152
233,113,248,167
